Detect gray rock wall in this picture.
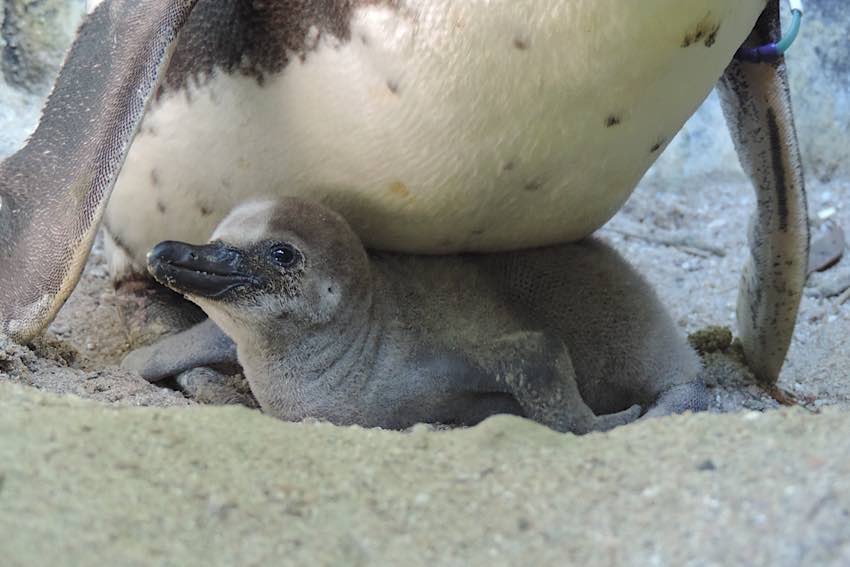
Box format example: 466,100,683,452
1,0,85,93
0,0,84,155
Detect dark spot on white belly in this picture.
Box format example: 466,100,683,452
150,169,161,187
386,79,400,95
156,200,167,214
513,36,529,50
524,179,543,192
606,114,622,128
388,182,410,198
650,138,667,154
681,13,722,48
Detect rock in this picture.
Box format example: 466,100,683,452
808,219,846,274
0,0,85,155
807,267,850,298
1,0,85,93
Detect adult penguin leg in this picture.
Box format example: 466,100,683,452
717,0,809,387
0,0,200,343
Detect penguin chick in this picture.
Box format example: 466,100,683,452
136,198,706,433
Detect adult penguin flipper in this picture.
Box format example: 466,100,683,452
717,0,809,386
0,0,200,343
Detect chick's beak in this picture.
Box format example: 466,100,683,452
147,240,256,298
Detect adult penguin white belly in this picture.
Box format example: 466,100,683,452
103,0,767,269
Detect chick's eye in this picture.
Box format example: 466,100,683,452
271,244,299,267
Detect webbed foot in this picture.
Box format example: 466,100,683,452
175,367,258,408
643,380,710,418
